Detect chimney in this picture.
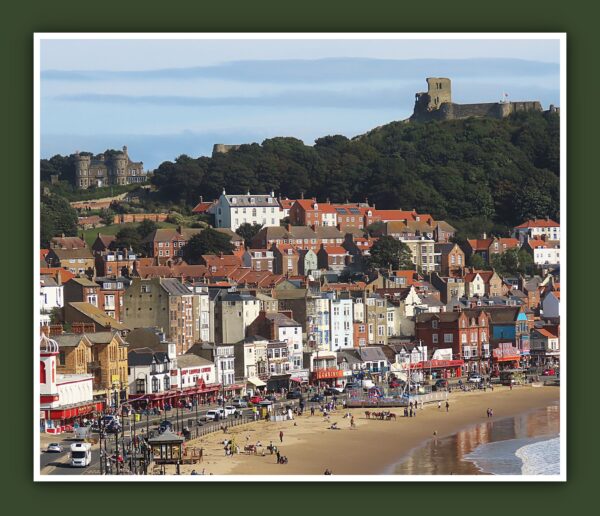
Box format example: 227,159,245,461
482,232,487,239
301,191,304,200
200,195,203,203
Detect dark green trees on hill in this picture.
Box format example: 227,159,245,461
149,111,559,238
40,195,78,247
182,229,235,264
368,236,413,271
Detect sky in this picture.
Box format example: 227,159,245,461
39,36,561,170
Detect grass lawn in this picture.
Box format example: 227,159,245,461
81,221,177,247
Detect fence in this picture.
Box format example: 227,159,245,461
346,391,448,408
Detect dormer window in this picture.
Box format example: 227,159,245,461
231,197,237,203
250,198,255,204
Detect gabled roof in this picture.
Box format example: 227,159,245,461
177,354,214,368
467,239,493,251
515,218,560,229
191,201,215,213
535,328,558,339
224,194,277,207
40,267,75,283
288,226,317,239
51,236,87,250
202,254,243,267
436,221,456,232
127,348,156,366
320,245,347,255
143,228,181,244
54,334,91,348
85,331,123,344
68,302,130,331
66,277,99,287
314,226,344,239
160,278,192,296
264,312,301,327
358,346,389,363
40,275,59,287
374,210,417,221
48,247,94,260
94,234,117,248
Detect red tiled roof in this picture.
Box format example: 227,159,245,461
497,238,520,247
321,245,348,255
202,254,243,267
191,201,214,214
373,210,417,221
278,198,297,210
293,199,318,211
515,219,560,229
536,328,557,339
467,239,493,251
40,267,75,283
40,249,49,260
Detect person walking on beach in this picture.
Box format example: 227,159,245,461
311,406,315,416
279,430,284,443
486,408,490,418
438,400,441,410
445,401,450,412
409,407,413,418
490,408,494,417
350,415,356,429
404,407,408,417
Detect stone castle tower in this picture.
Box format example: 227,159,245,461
410,78,545,123
74,145,145,189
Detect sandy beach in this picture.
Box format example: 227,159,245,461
167,385,559,476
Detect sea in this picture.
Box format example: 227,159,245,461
391,403,560,476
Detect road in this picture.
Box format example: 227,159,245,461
40,396,337,476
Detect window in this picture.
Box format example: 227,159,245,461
152,377,160,393
378,325,385,337
432,320,438,329
141,284,151,294
461,333,467,344
432,333,439,344
444,333,453,343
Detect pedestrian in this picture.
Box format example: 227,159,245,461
351,415,356,429
276,450,281,463
404,407,408,417
438,400,441,410
279,430,284,443
486,408,490,418
490,408,494,417
311,406,315,416
409,407,413,418
445,401,450,412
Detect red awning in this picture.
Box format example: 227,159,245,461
47,401,103,420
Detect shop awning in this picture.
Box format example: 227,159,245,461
290,377,306,383
247,376,267,387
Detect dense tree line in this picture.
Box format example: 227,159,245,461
149,111,559,238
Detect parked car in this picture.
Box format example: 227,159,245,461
232,398,248,408
46,443,63,453
433,379,449,391
223,405,238,417
323,387,342,396
205,409,223,421
542,368,556,376
468,374,483,383
343,383,360,393
249,395,264,405
105,421,122,433
309,394,324,403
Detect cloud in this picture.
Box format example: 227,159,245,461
53,88,416,110
42,57,559,84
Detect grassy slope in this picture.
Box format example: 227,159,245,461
80,221,177,247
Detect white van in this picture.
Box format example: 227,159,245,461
70,442,92,467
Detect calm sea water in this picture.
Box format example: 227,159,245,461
392,403,560,476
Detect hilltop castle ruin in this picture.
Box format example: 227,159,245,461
410,78,557,122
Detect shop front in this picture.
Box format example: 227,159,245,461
491,347,521,377
311,368,344,388
409,359,465,380
41,400,104,434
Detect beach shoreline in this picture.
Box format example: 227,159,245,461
171,385,559,476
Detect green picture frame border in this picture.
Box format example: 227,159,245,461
5,0,592,510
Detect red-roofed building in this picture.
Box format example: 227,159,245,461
523,237,560,267
317,244,350,272
271,244,300,276
40,267,76,284
201,253,243,269
465,235,521,265
531,327,560,366
463,269,503,297
191,197,216,214
513,217,560,244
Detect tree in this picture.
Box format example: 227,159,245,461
137,219,159,239
100,208,115,226
235,223,263,247
492,248,535,277
40,194,78,247
368,236,413,270
468,253,486,270
113,226,143,254
182,229,234,264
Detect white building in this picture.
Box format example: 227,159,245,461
173,354,217,389
542,291,560,318
527,239,560,267
40,275,64,312
265,312,304,373
127,347,174,398
39,334,96,434
213,190,284,231
513,218,560,244
329,294,354,351
189,284,211,342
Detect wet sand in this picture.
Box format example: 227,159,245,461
164,384,559,476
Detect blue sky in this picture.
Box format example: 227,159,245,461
40,37,561,170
